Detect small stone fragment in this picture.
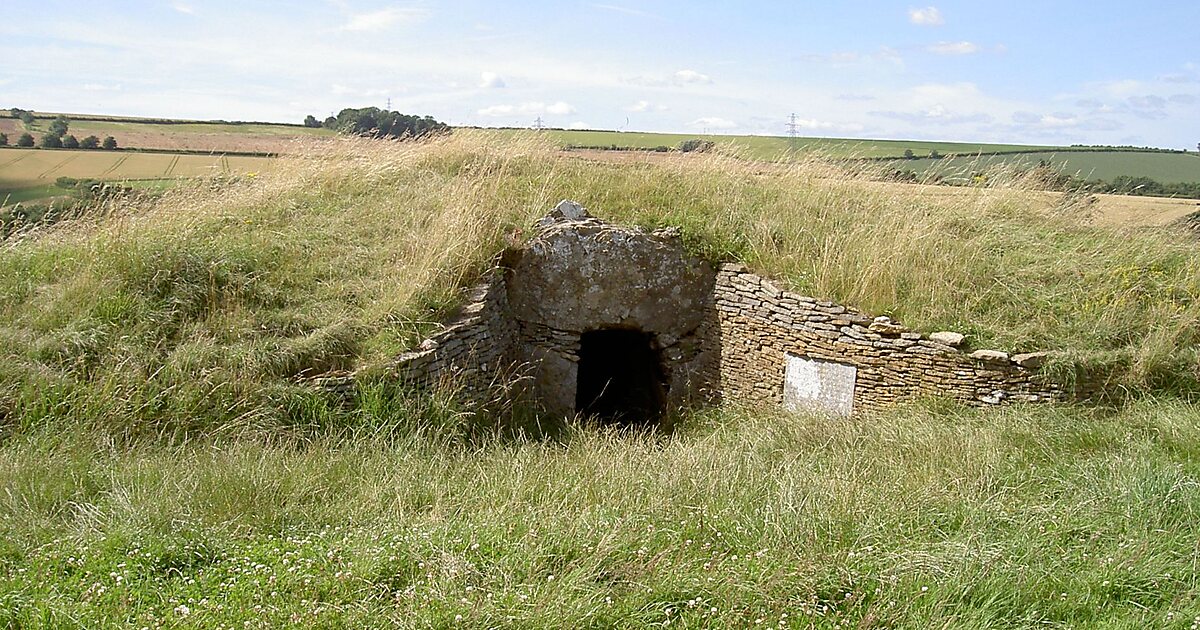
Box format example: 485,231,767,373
929,331,966,347
868,316,909,335
969,349,1010,362
1012,351,1050,369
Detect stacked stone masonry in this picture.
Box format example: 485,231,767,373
325,202,1075,417
707,264,1065,413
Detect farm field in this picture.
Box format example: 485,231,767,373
900,150,1200,185
9,115,334,154
0,148,274,203
505,127,1057,160
510,129,1200,184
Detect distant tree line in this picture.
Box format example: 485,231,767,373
5,110,117,150
306,108,450,139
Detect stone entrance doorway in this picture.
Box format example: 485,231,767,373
575,329,668,425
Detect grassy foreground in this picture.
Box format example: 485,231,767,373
3,399,1200,628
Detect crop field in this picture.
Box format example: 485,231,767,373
900,150,1200,185
505,128,1054,160
491,128,1200,184
11,114,334,154
0,148,274,204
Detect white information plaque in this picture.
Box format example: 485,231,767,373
783,355,856,416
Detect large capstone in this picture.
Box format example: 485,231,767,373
504,208,716,420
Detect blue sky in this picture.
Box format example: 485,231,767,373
2,1,1198,148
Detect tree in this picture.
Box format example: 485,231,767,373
303,115,321,128
0,133,7,146
903,149,915,159
80,135,100,149
17,133,34,147
322,116,336,129
677,138,714,153
325,107,450,139
9,107,24,119
61,134,79,149
40,134,63,148
929,149,942,159
101,136,118,150
48,115,70,137
19,111,35,126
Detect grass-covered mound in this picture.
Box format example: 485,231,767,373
0,133,1196,439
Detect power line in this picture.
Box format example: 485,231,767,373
786,113,799,148
385,98,392,111
532,116,545,130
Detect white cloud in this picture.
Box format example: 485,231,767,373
568,121,592,129
927,41,979,55
790,117,834,130
908,6,944,26
477,101,576,117
674,69,712,84
589,3,652,18
340,7,427,32
624,100,667,112
479,72,505,89
82,83,122,91
171,2,195,15
688,116,736,130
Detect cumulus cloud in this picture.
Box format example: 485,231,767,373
479,72,505,89
688,116,736,130
673,69,712,84
871,106,992,125
624,69,714,87
171,2,195,15
908,6,944,26
568,121,592,130
624,100,668,112
927,41,979,55
589,3,653,18
477,101,576,117
340,7,427,32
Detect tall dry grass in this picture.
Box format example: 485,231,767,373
0,132,1196,439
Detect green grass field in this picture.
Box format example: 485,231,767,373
492,128,1200,184
900,151,1200,185
1,135,1198,626
511,128,1056,160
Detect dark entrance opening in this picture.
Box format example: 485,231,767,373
575,328,668,426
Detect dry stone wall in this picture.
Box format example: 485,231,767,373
706,263,1067,414
322,201,1081,418
381,276,518,397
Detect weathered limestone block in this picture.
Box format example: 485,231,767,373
506,218,716,336
969,349,1011,363
929,331,966,347
1012,351,1051,369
